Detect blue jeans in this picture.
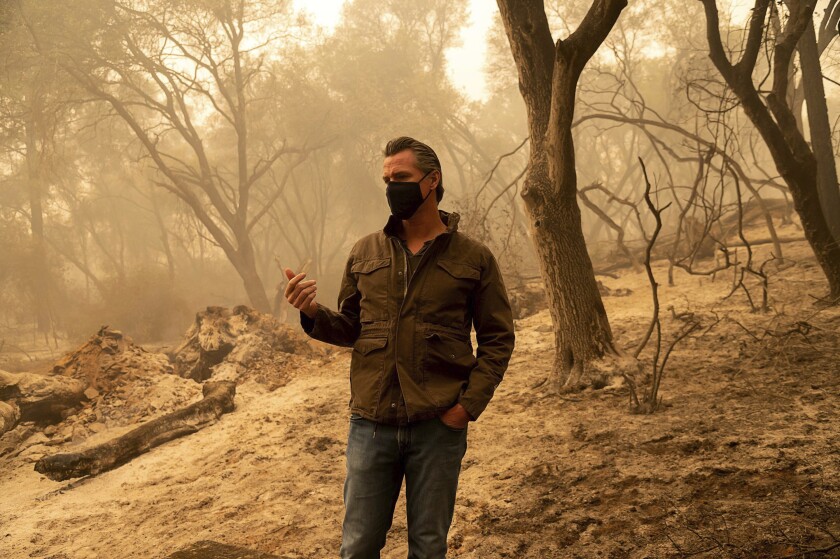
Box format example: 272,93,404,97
339,414,469,559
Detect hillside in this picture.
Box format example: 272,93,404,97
1,235,838,559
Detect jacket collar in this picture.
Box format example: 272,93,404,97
383,209,460,238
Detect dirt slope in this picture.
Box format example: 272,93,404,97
1,237,838,559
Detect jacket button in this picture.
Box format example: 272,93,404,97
398,271,403,276
450,353,456,358
391,403,397,408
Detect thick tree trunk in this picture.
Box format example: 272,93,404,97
545,52,617,387
34,380,236,481
528,197,617,387
498,0,626,388
798,19,840,242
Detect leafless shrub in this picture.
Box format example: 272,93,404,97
625,159,701,414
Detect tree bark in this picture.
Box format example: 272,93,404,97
34,380,236,481
497,0,626,389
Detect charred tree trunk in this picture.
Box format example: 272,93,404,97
700,0,840,300
34,380,236,481
497,0,626,389
798,17,840,242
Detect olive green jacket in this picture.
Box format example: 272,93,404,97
301,210,515,422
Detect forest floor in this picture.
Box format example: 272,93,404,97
1,228,838,559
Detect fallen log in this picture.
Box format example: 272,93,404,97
0,369,87,425
34,380,236,481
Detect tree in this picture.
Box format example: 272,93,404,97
22,0,316,313
496,0,628,390
699,0,840,300
0,4,80,336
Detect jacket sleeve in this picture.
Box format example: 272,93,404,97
457,250,515,421
299,251,361,347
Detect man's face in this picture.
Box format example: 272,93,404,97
382,149,436,196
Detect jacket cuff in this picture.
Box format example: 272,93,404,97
300,310,315,334
300,304,328,339
458,385,494,421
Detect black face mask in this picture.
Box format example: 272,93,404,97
385,170,433,220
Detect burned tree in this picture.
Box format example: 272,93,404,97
496,0,628,389
699,0,840,300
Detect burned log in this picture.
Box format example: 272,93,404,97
34,380,236,481
0,369,87,425
172,305,314,385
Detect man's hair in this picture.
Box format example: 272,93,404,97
384,136,444,202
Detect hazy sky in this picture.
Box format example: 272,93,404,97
290,1,770,103
292,0,498,102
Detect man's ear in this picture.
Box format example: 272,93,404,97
430,170,441,189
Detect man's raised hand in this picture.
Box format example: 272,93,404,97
284,268,318,319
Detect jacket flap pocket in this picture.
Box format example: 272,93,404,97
423,331,473,359
424,325,470,343
351,257,391,275
354,337,388,355
437,259,480,281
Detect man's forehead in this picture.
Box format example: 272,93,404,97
383,149,418,171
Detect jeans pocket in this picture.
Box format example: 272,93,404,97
437,415,467,432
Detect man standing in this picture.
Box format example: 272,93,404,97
284,136,515,558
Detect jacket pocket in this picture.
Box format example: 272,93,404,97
351,257,391,322
349,336,388,413
422,329,476,379
423,259,480,326
351,257,391,275
437,259,480,281
421,328,475,409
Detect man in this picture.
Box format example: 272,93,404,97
284,136,515,558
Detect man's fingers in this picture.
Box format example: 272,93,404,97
284,272,307,297
283,268,295,281
286,281,317,305
302,290,317,312
292,285,317,307
291,285,315,307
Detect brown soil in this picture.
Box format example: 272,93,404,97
1,233,838,559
